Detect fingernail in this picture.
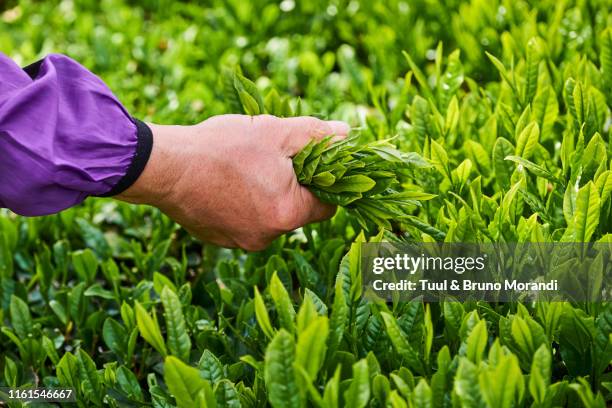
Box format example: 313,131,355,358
327,120,350,136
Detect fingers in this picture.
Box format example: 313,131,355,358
298,186,337,225
277,116,350,156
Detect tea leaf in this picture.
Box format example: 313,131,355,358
161,286,191,362
198,350,224,384
164,356,216,408
264,330,301,408
214,379,241,408
515,122,539,160
454,358,485,407
9,295,32,338
344,359,370,408
296,316,328,380
327,273,349,357
565,182,601,242
135,302,167,357
103,318,127,358
381,312,422,373
413,379,433,408
529,345,551,404
465,320,487,364
77,349,103,405
269,272,296,334
254,286,275,339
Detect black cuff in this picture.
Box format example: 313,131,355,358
97,118,154,197
23,59,44,79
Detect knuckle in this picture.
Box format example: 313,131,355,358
254,114,278,128
301,116,328,137
253,114,281,139
272,198,302,231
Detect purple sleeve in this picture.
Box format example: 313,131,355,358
0,53,152,216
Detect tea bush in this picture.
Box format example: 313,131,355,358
0,0,610,407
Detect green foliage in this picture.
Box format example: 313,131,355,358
0,0,611,407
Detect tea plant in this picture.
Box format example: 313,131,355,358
0,0,610,407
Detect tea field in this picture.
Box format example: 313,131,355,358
0,0,611,407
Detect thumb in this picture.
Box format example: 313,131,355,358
279,116,350,156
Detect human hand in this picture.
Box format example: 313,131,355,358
116,114,349,250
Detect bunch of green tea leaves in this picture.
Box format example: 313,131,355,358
225,70,433,229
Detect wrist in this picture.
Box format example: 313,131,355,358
114,123,183,207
